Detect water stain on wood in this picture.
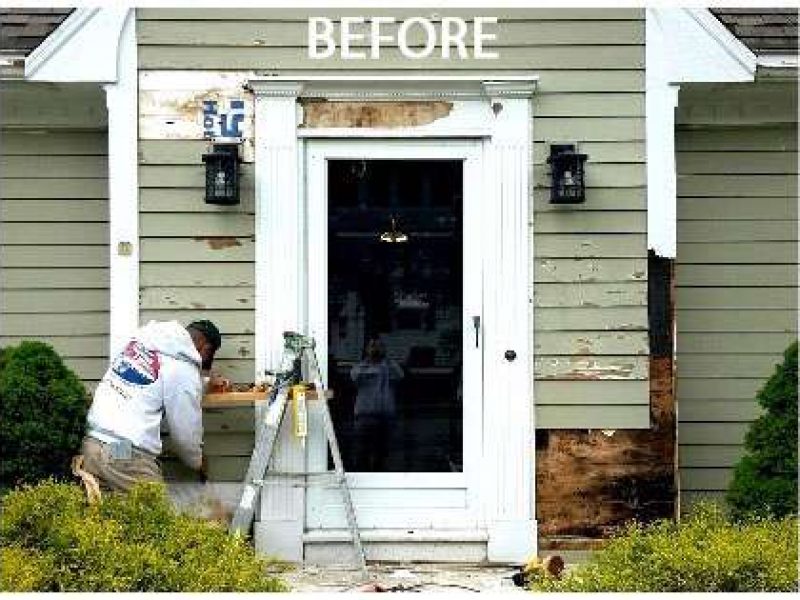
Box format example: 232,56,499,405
194,236,242,250
300,100,453,128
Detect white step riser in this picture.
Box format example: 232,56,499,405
304,542,488,565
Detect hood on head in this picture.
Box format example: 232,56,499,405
136,320,201,366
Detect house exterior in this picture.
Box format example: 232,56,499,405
0,6,796,564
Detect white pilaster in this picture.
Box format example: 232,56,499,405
481,81,536,563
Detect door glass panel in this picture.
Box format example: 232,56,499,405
327,159,463,473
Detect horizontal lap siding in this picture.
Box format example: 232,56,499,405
675,82,799,505
136,8,647,428
0,83,109,387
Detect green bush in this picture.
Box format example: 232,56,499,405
727,341,798,520
0,342,89,488
0,480,287,592
527,503,798,593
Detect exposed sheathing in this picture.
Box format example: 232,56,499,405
675,81,799,510
300,100,453,128
136,8,648,427
0,82,109,388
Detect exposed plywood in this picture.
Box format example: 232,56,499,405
301,100,452,129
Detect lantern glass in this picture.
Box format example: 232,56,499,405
202,143,240,205
547,144,588,204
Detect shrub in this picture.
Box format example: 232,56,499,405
0,342,89,488
527,503,798,593
727,341,798,521
0,480,287,592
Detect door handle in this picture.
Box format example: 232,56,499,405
472,316,481,348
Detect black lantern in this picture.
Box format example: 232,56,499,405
547,144,588,204
202,143,240,205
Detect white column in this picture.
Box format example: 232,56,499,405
104,9,138,355
482,81,537,563
250,81,306,561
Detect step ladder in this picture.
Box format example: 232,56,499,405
229,331,367,574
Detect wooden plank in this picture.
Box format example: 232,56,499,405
677,332,798,354
677,220,797,242
139,45,644,70
676,126,797,152
677,241,797,264
534,282,647,307
676,151,797,175
2,223,107,245
535,93,643,117
535,164,646,188
677,354,786,379
0,178,108,199
138,19,644,47
140,188,255,213
2,268,109,289
140,238,255,262
534,355,648,380
678,174,797,197
534,187,646,212
533,141,645,165
678,401,762,423
535,211,646,234
679,490,726,513
139,310,255,335
203,432,255,456
1,155,108,178
203,406,256,433
675,287,797,309
535,331,648,355
535,233,646,258
140,286,255,310
534,380,649,405
535,307,648,331
2,130,107,155
204,359,255,383
677,197,797,221
0,335,108,357
60,357,107,381
536,404,650,429
140,263,254,286
140,213,254,238
677,309,797,333
0,312,108,336
535,258,646,283
207,335,255,361
1,245,109,268
676,264,797,287
677,379,765,402
535,117,644,142
679,468,733,492
678,422,750,446
139,164,255,189
679,445,746,468
205,456,250,482
1,199,108,222
1,82,107,129
2,289,108,313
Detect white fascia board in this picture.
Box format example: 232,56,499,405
757,54,799,69
25,7,129,82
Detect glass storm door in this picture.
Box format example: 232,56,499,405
306,140,483,530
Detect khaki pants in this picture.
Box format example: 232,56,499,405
80,436,162,492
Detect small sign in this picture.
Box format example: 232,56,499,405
203,98,246,139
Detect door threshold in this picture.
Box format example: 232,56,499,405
304,528,489,543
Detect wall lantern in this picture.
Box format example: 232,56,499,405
547,144,588,204
202,143,240,205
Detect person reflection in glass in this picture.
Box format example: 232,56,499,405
351,338,404,472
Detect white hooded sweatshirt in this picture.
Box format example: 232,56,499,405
87,320,203,470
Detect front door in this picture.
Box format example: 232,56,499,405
306,140,484,530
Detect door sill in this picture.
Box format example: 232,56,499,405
303,528,489,543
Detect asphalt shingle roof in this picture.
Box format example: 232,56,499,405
711,8,798,54
0,8,72,55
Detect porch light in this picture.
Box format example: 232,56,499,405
202,143,240,205
379,216,408,243
547,144,588,204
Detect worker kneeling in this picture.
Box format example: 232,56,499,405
79,320,221,492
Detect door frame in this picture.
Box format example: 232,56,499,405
250,75,537,562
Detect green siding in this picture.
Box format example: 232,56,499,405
136,8,648,428
0,83,109,386
675,81,799,504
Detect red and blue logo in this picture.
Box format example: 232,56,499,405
111,340,161,386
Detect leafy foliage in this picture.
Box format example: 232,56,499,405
727,342,798,520
0,342,90,488
0,480,287,592
526,503,798,593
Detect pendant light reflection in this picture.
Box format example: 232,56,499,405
379,215,408,244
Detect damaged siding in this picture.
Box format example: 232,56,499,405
0,82,109,386
675,81,799,508
136,8,648,428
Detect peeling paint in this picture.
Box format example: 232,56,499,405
195,236,243,250
300,100,453,128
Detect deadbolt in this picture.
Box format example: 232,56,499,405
504,349,517,361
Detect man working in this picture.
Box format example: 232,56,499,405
79,319,222,491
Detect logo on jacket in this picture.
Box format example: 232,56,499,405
111,340,161,386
